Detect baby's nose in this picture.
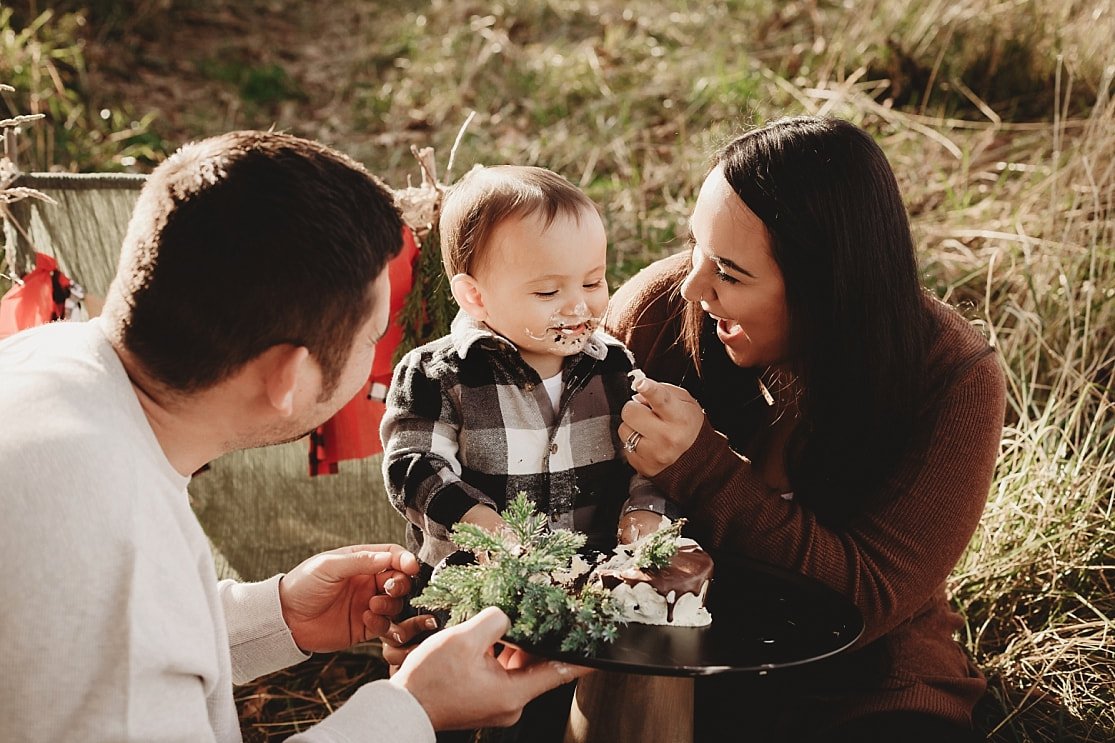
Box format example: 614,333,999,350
564,299,590,318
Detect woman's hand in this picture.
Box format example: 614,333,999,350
619,376,705,477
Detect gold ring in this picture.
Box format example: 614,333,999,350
624,430,643,453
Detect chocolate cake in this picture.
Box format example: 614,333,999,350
593,537,714,627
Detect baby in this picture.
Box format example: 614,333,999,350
381,165,669,574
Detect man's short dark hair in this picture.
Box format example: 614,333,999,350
107,130,403,396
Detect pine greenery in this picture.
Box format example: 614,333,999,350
392,221,457,365
413,493,623,655
633,517,687,570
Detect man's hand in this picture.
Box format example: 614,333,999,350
279,544,419,653
391,607,593,730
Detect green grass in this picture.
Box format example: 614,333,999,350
0,7,166,172
3,1,1114,739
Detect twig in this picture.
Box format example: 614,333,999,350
445,110,477,183
315,687,334,715
1,114,46,129
409,144,439,189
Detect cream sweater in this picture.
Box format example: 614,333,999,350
0,319,433,743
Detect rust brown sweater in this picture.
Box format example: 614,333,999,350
607,252,1006,732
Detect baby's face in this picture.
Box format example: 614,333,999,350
473,207,609,378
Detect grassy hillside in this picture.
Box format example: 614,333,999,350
2,1,1113,740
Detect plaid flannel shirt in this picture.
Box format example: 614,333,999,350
381,311,662,567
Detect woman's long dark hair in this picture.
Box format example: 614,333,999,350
683,116,934,523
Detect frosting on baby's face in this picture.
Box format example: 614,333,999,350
523,301,602,351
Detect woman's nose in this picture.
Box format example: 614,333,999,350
680,267,707,305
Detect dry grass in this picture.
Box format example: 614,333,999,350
235,648,388,742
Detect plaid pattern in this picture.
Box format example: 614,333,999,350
382,311,655,567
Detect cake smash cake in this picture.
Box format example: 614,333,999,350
554,519,714,627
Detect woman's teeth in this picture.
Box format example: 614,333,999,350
708,311,740,333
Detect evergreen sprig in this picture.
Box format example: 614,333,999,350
413,493,623,655
633,518,688,570
392,221,457,364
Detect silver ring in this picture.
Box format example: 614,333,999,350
624,430,643,453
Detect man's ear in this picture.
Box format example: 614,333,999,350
450,273,487,322
262,344,312,417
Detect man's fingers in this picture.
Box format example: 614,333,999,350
314,550,396,582
368,594,404,617
339,544,420,575
379,571,413,597
313,546,419,584
495,643,530,671
507,660,593,702
444,606,510,649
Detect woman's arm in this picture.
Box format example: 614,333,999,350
629,353,1004,645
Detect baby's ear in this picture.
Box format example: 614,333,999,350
450,273,487,321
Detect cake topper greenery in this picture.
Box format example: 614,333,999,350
633,517,687,570
413,493,623,655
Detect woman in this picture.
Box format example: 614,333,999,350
607,116,1005,741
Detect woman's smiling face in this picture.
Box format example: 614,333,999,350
680,164,791,369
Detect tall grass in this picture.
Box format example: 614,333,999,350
945,85,1115,743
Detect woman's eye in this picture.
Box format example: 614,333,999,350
715,269,740,285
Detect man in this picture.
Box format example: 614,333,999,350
0,131,587,742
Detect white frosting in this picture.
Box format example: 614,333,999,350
551,553,597,586
628,368,647,391
607,577,712,627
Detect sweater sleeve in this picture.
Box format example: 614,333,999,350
380,349,499,541
285,680,435,743
220,575,309,684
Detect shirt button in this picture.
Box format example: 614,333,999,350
525,383,535,391
550,443,558,454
